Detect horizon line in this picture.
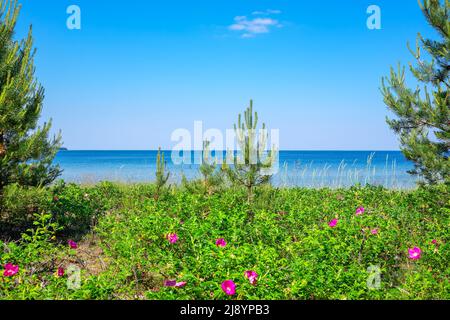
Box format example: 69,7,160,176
58,149,402,152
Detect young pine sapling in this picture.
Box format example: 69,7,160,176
154,147,170,199
225,100,277,202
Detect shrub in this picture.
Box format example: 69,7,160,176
1,183,448,300
0,183,51,237
50,181,124,237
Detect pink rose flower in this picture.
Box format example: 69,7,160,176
3,263,19,277
431,239,437,245
167,233,178,244
371,228,379,235
356,206,365,216
57,267,65,277
408,247,421,260
175,281,187,287
221,280,236,295
328,219,338,228
215,238,227,247
164,280,186,287
244,270,258,285
164,280,177,287
68,240,77,249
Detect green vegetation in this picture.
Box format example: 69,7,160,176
0,0,448,301
197,140,225,195
382,0,449,185
224,100,276,202
0,182,449,299
154,148,170,199
0,0,61,192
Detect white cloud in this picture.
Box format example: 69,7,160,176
252,9,282,15
228,12,282,38
268,9,282,14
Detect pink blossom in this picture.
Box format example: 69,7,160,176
164,280,177,287
244,270,258,285
408,247,422,260
215,238,227,247
371,228,379,235
431,239,437,245
221,280,236,296
57,267,65,277
355,206,365,216
68,240,77,249
328,219,338,228
167,233,178,244
3,263,19,277
164,280,187,287
175,281,187,287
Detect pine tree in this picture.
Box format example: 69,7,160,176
199,140,224,195
154,147,169,199
225,100,276,202
381,0,449,185
0,0,61,192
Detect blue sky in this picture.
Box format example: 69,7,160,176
14,0,432,150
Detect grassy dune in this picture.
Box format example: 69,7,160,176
0,182,449,299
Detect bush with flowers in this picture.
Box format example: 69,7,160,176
0,183,449,300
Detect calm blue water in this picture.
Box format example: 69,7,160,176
54,150,418,189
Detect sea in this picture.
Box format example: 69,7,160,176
54,150,418,189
